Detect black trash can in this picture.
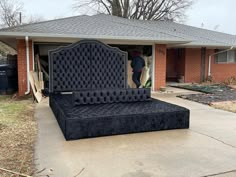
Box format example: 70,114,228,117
0,64,18,94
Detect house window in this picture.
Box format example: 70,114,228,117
215,50,236,63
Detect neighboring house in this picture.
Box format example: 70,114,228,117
0,14,236,96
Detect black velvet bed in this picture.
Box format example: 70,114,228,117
49,40,190,140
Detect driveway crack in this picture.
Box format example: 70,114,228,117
190,129,236,149
200,169,236,177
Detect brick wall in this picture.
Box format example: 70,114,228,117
164,48,236,84
206,49,236,82
17,39,33,96
15,40,235,96
154,44,167,90
184,48,236,83
184,48,201,83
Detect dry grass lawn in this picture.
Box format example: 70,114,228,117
212,102,236,113
0,95,37,177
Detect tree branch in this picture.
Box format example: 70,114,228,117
72,0,193,22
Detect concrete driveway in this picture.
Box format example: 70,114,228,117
34,93,236,177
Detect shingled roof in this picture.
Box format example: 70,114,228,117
0,14,235,47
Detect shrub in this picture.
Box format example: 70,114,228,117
224,76,236,85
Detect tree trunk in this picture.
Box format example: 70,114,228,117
112,0,122,17
122,0,129,18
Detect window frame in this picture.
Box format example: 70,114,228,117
215,50,236,64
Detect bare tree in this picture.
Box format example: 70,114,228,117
74,0,193,21
0,0,23,27
27,15,44,24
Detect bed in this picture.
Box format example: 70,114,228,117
49,40,189,140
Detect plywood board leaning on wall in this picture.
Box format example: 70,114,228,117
127,60,136,88
29,71,42,102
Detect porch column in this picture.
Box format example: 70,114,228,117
154,44,167,91
17,39,33,96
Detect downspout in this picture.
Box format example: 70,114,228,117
208,46,234,77
32,40,35,71
152,44,156,91
25,36,30,95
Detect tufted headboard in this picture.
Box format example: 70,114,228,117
49,40,128,93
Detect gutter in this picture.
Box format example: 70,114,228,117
25,36,30,95
208,46,234,77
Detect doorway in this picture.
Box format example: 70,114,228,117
166,48,185,84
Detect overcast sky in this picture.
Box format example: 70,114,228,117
21,0,236,34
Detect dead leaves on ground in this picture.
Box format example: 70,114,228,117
0,97,37,177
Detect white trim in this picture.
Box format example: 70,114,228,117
170,43,236,49
152,44,156,91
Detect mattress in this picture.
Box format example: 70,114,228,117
50,94,190,140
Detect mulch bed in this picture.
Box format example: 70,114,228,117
176,84,236,105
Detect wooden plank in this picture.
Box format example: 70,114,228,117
39,80,44,90
127,60,136,88
38,72,43,81
29,71,42,103
35,72,43,90
33,72,40,90
140,56,150,86
41,66,49,80
39,59,48,67
38,72,44,89
35,54,42,72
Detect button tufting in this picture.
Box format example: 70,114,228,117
73,88,151,106
49,40,127,92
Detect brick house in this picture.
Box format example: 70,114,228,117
0,14,236,96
